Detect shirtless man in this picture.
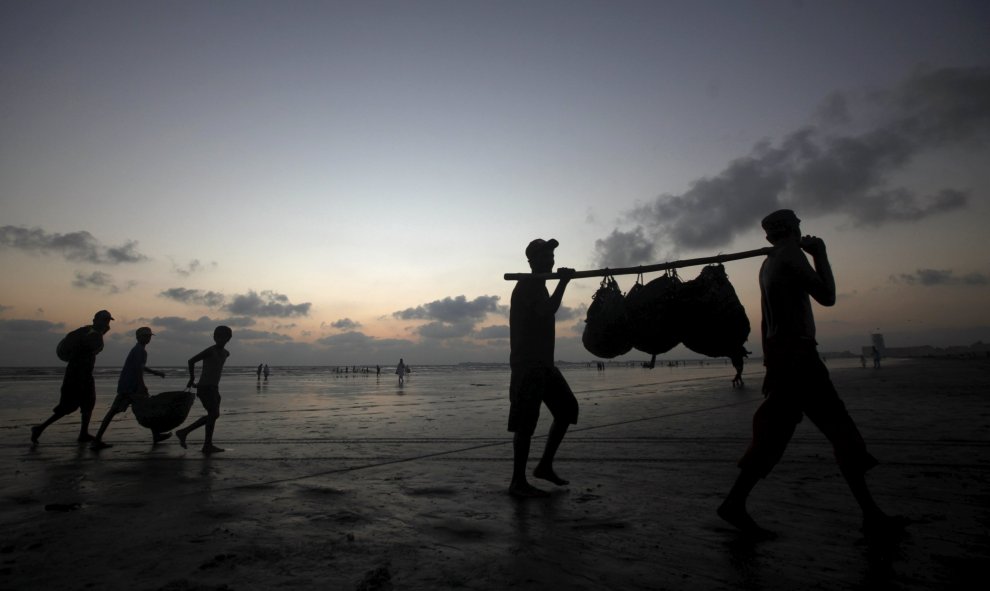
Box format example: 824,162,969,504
718,210,905,539
176,326,232,454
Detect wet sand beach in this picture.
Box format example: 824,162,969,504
1,358,987,590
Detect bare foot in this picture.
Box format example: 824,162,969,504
509,482,549,499
153,432,172,444
717,502,776,539
30,426,42,444
202,445,225,454
90,440,112,451
533,465,569,486
77,433,95,443
176,430,188,449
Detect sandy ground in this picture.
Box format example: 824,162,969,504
1,358,988,590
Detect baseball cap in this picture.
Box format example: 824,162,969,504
136,327,154,337
761,209,800,239
93,310,114,321
525,238,559,261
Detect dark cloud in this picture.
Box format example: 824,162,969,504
594,228,656,268
315,331,414,353
0,318,67,365
596,66,989,266
393,295,503,323
554,304,583,323
148,315,256,333
416,320,475,339
225,290,311,318
476,324,509,339
233,328,294,342
330,318,361,331
72,271,134,293
892,269,990,286
0,226,148,264
160,288,311,318
393,295,504,340
159,287,227,308
0,318,64,333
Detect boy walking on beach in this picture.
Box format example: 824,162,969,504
176,326,232,454
31,310,113,445
718,210,905,539
91,327,167,450
508,238,577,498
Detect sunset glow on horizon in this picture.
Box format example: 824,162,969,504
2,1,989,367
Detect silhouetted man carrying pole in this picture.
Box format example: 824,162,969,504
718,210,905,539
508,238,577,498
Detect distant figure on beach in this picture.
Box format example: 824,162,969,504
730,348,750,389
176,326,232,454
872,346,882,369
263,364,270,381
508,238,577,498
718,210,905,539
31,310,114,445
91,327,168,450
396,358,406,386
860,354,867,369
257,363,263,380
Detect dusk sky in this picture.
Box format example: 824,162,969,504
2,1,989,367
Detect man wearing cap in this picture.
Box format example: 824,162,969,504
508,238,577,498
718,210,905,539
91,326,167,450
31,310,114,444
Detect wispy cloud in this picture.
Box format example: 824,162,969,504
171,258,217,277
329,318,362,331
72,271,136,294
892,269,990,286
595,66,990,266
0,226,148,264
159,288,311,318
159,287,227,308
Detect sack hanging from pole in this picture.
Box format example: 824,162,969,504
680,264,750,358
625,271,684,357
582,275,632,359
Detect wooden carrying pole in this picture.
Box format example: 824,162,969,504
503,246,775,281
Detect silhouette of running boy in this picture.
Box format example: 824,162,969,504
91,327,167,450
176,326,232,454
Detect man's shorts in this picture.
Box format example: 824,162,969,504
53,372,96,415
196,385,222,416
741,348,878,477
508,367,579,436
